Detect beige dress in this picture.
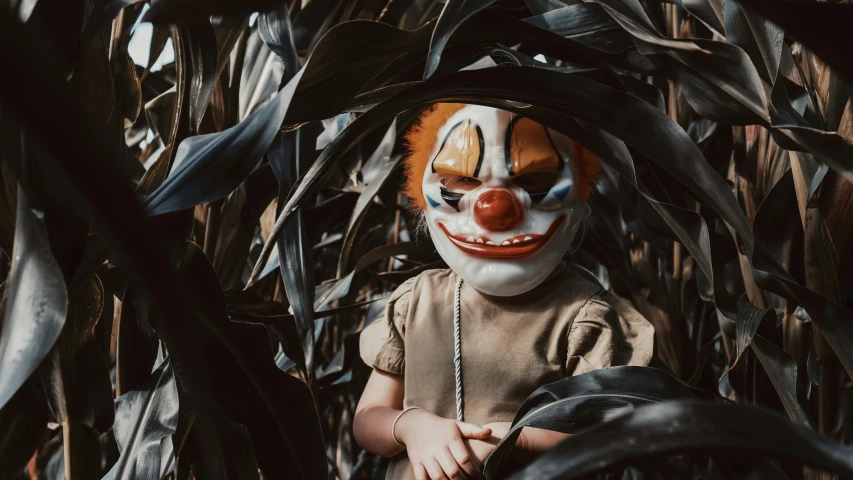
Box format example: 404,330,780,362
359,264,655,480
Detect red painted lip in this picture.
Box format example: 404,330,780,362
438,215,566,259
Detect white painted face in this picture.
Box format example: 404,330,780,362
422,105,591,297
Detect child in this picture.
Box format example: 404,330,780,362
354,104,654,480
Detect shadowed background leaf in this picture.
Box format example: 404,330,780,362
2,0,853,478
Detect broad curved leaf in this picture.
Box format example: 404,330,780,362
282,9,595,126
142,0,282,24
670,0,724,34
104,357,179,480
484,366,707,478
731,293,772,369
176,243,326,479
186,20,218,134
269,131,317,382
238,26,285,121
524,3,634,54
535,1,770,125
263,8,315,383
424,0,496,78
508,401,853,479
0,188,67,411
81,0,145,45
737,0,853,85
258,4,300,76
751,172,853,382
115,288,159,396
724,0,784,85
336,121,399,276
768,75,853,183
751,334,812,429
142,66,304,216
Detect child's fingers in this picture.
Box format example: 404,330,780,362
449,439,480,477
437,447,464,480
424,457,449,480
456,421,492,439
413,463,429,480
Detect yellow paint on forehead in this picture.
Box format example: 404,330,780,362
432,120,482,178
507,118,561,176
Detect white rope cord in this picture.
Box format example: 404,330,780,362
453,276,464,422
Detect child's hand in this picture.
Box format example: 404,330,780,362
482,422,511,439
463,422,511,465
396,409,492,480
481,422,571,465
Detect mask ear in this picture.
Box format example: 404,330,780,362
403,103,467,210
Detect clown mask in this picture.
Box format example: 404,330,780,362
404,104,600,297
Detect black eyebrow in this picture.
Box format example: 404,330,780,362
504,116,521,176
472,124,484,178
430,120,466,173
431,120,485,178
544,128,566,173
505,117,565,175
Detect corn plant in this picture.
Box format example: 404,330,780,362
1,0,853,479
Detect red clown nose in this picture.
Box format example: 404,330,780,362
474,189,524,232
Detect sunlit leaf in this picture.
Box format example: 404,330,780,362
142,67,304,215
142,0,282,24
0,188,67,411
424,0,496,78
104,357,179,480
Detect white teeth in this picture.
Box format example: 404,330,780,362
464,235,535,246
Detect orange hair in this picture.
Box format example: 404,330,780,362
404,103,468,210
402,103,600,210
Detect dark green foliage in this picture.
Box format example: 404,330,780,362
1,0,853,479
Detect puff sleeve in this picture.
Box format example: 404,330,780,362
565,291,655,376
358,277,415,375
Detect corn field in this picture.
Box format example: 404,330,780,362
1,0,853,478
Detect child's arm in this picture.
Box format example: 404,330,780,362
512,425,570,463
353,369,407,457
479,422,569,464
354,369,493,479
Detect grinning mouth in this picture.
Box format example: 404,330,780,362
438,215,565,259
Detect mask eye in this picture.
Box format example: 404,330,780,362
512,172,558,201
440,175,482,192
